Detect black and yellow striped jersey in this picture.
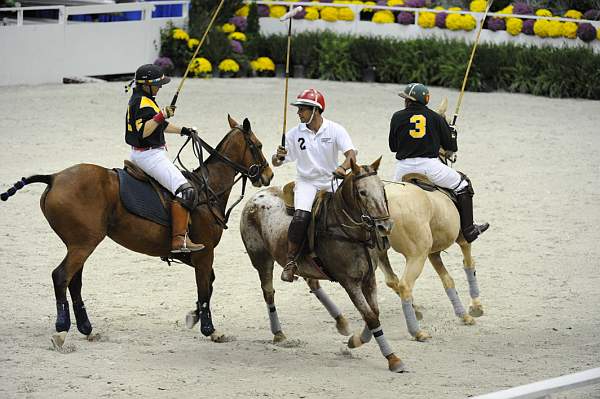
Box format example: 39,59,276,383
125,87,167,148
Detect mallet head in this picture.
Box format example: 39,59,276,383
280,6,303,21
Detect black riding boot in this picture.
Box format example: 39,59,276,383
281,210,311,282
456,190,489,243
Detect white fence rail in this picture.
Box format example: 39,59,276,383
254,1,600,54
471,367,600,399
0,1,189,86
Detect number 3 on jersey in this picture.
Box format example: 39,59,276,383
409,115,427,138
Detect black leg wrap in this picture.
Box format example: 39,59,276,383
55,301,71,333
73,301,93,336
199,302,215,337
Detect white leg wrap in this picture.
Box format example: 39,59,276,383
464,268,480,298
401,299,420,337
360,324,372,343
445,288,466,317
311,287,342,319
267,304,281,334
371,327,393,357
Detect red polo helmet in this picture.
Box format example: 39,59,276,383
291,88,325,112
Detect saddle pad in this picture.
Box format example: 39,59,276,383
116,168,170,227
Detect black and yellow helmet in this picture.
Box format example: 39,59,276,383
398,82,430,105
135,64,171,87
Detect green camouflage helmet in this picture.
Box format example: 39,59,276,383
398,83,430,105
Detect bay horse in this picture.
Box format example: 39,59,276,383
1,115,273,348
240,157,407,373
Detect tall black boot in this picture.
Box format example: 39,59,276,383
456,190,489,243
281,210,311,282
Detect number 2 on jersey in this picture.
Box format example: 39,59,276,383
409,115,427,138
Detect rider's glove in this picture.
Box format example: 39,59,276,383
180,127,197,137
163,105,176,119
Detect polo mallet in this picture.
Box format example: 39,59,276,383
451,0,494,126
170,0,226,107
280,6,303,147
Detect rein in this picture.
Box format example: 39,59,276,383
173,127,267,229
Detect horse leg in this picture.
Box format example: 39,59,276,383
378,252,423,321
458,242,483,317
428,252,474,326
68,268,93,336
398,255,431,342
51,246,95,348
190,250,225,342
343,276,405,373
305,278,351,336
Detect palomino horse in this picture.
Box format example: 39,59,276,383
1,115,273,348
240,158,406,373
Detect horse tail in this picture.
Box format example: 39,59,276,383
0,174,52,202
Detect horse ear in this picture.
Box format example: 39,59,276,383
243,118,251,133
228,114,238,128
350,157,360,175
370,156,382,172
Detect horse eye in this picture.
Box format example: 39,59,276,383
359,190,367,196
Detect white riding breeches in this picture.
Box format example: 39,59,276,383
294,178,339,212
394,157,468,191
130,148,188,196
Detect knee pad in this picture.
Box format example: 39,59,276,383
454,172,474,196
175,183,197,210
288,210,311,243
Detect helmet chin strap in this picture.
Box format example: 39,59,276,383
306,107,317,128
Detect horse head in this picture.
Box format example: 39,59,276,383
224,115,274,187
343,156,393,236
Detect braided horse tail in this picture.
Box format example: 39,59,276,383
1,175,52,201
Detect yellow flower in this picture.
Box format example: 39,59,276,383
562,21,577,39
321,7,339,22
533,19,549,37
448,7,462,11
446,13,462,30
469,0,486,13
506,17,522,36
190,57,212,76
388,0,404,6
305,7,319,20
234,5,249,17
187,38,199,50
498,5,513,16
598,27,600,40
222,23,235,33
372,10,394,24
270,5,287,19
251,57,275,72
564,9,582,19
363,1,376,12
228,32,247,42
535,9,552,17
172,28,189,41
338,7,355,21
547,20,562,38
462,14,476,31
434,6,445,10
418,12,435,29
218,59,240,73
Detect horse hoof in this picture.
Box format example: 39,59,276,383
335,315,351,336
273,331,287,343
210,331,231,343
185,310,199,329
347,334,363,349
469,305,484,318
387,355,406,373
413,304,424,321
51,331,67,350
462,314,476,325
415,330,431,342
76,320,92,336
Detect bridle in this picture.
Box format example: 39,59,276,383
174,125,268,228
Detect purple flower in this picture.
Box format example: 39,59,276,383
230,39,243,54
293,6,306,19
405,0,425,7
435,12,447,28
376,0,387,6
583,9,600,21
513,2,533,15
154,57,174,73
229,16,247,32
522,19,535,35
397,11,414,25
257,4,269,17
577,23,597,42
487,17,506,31
320,0,333,3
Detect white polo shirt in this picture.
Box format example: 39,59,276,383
283,118,356,185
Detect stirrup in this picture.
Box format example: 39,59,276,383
171,234,205,254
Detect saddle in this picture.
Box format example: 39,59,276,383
114,160,175,227
401,173,457,203
282,181,335,281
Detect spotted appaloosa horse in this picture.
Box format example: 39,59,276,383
1,115,273,348
240,158,407,372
